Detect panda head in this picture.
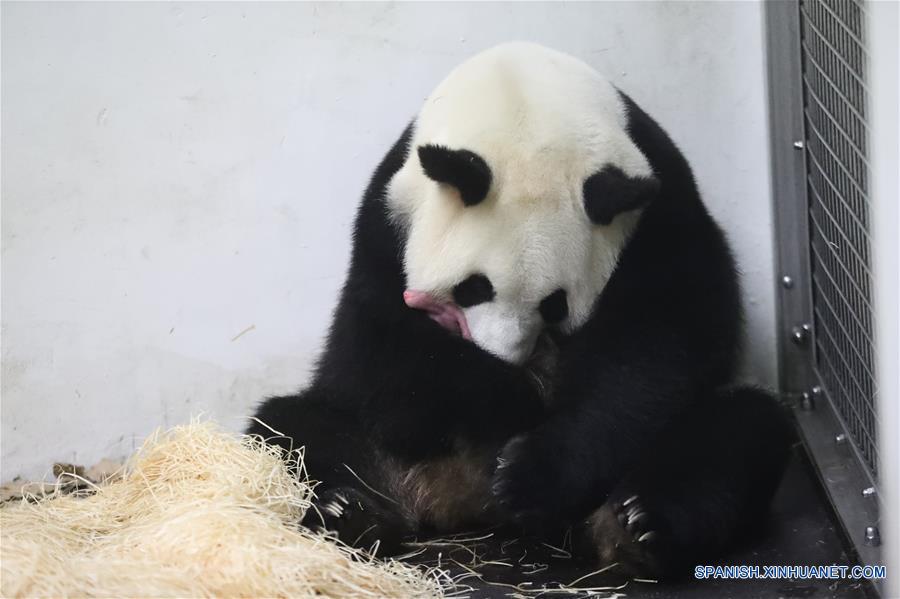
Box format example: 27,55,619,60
388,43,658,364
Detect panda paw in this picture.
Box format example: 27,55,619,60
491,435,563,522
304,487,361,538
581,494,670,578
302,487,407,555
614,494,661,546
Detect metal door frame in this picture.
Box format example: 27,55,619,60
765,0,881,573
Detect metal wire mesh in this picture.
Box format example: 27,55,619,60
799,0,877,478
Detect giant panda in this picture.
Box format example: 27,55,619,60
248,42,793,578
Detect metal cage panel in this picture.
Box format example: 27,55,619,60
800,0,878,480
767,0,881,577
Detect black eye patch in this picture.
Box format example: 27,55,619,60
453,274,495,308
539,289,568,324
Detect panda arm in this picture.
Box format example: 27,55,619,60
317,293,546,461
492,328,697,521
368,348,546,461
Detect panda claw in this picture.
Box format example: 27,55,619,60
491,480,510,506
637,531,657,543
322,500,345,518
626,510,647,528
622,495,639,507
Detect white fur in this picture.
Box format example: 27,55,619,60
388,42,652,364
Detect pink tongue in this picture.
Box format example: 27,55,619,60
403,290,472,340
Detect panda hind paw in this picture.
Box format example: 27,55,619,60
579,494,673,579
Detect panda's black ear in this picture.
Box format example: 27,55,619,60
417,144,492,207
583,165,659,225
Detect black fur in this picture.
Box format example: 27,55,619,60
247,89,793,579
453,273,496,307
417,144,492,206
538,289,568,324
583,165,660,225
581,386,793,578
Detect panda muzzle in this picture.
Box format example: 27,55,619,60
403,290,472,340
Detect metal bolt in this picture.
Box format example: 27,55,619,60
800,391,815,411
791,323,811,345
793,140,805,149
835,433,848,444
782,275,794,289
811,385,823,396
862,487,876,497
864,526,881,546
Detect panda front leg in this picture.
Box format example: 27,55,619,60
490,362,693,523
580,387,793,578
247,391,415,554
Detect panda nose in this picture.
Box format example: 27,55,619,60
403,290,472,340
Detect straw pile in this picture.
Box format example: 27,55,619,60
0,420,445,598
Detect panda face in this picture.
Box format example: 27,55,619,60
388,43,657,364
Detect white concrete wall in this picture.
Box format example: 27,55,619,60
1,2,776,480
869,0,900,591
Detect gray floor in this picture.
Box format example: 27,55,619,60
407,448,874,598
